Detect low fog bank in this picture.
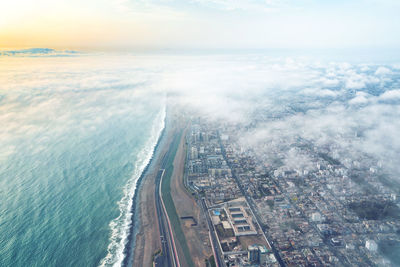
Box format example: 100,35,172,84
2,53,399,181
161,55,400,183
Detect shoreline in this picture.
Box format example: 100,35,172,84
129,110,177,267
100,107,167,267
122,123,167,267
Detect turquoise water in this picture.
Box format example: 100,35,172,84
0,56,165,267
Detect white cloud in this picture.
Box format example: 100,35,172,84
301,88,339,98
0,55,163,161
360,65,370,72
318,77,340,87
379,89,400,100
319,89,339,97
2,53,400,181
375,66,392,76
349,91,370,105
346,79,366,89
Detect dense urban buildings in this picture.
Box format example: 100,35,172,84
184,118,400,267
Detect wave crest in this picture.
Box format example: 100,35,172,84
99,105,166,267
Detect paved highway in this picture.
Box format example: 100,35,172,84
201,198,225,267
155,169,173,266
154,133,181,267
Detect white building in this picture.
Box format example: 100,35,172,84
191,146,198,159
311,212,323,222
365,240,378,252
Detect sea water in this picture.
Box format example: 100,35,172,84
0,55,165,267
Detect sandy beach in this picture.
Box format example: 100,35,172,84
131,107,183,267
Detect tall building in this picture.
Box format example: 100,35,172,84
248,245,260,264
259,245,269,265
191,146,198,159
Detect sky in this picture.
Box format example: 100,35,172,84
1,0,400,50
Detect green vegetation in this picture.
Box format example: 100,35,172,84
205,255,216,267
215,223,234,238
154,249,162,256
151,249,162,264
161,131,195,266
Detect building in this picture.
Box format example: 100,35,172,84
247,244,269,265
365,240,378,252
311,212,322,222
258,245,269,265
248,245,260,264
225,205,257,236
191,146,198,159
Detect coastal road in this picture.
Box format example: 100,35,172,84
155,132,182,267
200,198,225,267
155,169,173,267
155,168,181,267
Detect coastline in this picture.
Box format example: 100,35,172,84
122,124,167,267
130,111,176,267
99,107,166,267
129,109,211,267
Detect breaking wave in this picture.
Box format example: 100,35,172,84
99,104,166,267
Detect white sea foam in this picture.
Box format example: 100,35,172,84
99,104,166,267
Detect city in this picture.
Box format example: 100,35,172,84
183,118,400,267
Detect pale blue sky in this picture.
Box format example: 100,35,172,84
1,0,399,50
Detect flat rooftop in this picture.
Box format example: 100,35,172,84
224,205,257,236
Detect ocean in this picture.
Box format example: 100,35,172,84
0,55,165,267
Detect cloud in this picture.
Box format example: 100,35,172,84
349,91,370,105
176,58,399,182
2,53,400,182
152,56,400,182
345,77,366,89
319,77,340,87
300,88,339,98
375,66,392,76
379,89,400,100
0,55,162,162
